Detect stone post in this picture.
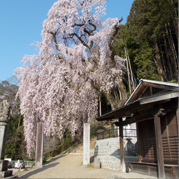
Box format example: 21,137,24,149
0,124,8,160
35,122,44,168
0,100,13,177
83,123,90,165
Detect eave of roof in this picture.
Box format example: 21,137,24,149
125,79,179,105
96,89,179,121
141,79,179,87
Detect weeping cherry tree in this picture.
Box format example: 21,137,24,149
15,0,127,156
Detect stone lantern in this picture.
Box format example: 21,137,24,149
0,100,13,177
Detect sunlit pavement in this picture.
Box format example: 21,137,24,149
11,168,25,175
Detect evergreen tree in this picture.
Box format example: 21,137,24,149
114,0,178,82
0,79,27,160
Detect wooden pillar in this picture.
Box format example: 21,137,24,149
136,122,142,163
154,113,165,179
119,118,125,172
176,107,179,166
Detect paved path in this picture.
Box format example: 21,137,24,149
16,154,157,179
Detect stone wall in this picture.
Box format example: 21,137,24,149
94,137,138,171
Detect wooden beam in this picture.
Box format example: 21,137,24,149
154,109,165,179
125,113,152,125
114,102,175,127
140,91,178,105
115,112,153,126
119,118,125,172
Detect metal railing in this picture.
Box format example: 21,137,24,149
97,128,137,140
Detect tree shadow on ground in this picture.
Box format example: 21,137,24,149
45,154,66,164
19,155,65,178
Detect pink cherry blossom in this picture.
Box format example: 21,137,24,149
15,0,126,156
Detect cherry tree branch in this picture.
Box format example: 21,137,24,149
71,23,85,27
48,31,66,62
69,33,90,49
84,21,97,35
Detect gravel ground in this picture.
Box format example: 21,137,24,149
16,154,119,178
16,154,156,179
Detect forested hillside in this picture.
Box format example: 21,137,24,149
114,0,178,89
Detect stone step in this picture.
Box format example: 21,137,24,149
69,153,83,156
69,149,94,156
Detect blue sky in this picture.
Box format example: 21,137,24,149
0,0,134,82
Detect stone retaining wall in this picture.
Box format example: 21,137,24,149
94,138,138,171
